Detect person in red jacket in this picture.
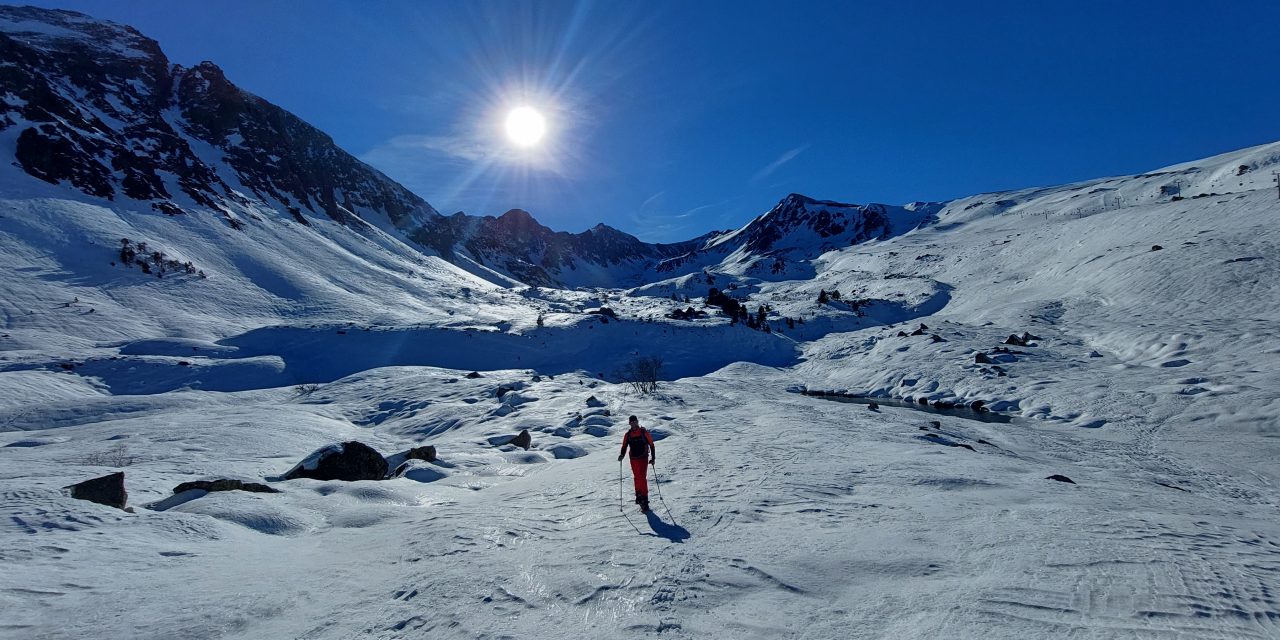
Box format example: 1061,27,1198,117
618,415,656,512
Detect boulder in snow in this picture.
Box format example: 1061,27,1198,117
547,443,588,459
283,441,388,482
384,445,438,474
173,478,279,494
491,429,532,450
582,415,613,427
974,352,993,364
63,472,127,509
1045,474,1076,484
585,395,606,408
405,445,437,462
494,382,526,398
465,371,483,379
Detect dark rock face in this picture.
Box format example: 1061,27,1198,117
0,6,436,229
173,478,279,494
1045,474,1076,484
284,441,388,482
64,472,127,508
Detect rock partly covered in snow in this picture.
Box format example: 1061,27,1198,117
172,478,279,494
283,441,387,482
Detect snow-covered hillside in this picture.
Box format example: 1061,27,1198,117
4,134,1277,638
1,7,1279,640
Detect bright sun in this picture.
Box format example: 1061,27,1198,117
505,106,547,147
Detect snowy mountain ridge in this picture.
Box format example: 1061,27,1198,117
0,6,939,290
409,207,723,288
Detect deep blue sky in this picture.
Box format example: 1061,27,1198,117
18,0,1280,241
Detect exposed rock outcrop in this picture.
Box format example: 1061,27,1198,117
64,472,127,509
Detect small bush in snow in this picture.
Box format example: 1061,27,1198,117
619,355,663,395
294,383,320,396
82,442,135,467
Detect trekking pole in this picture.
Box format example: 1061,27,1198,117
651,460,676,523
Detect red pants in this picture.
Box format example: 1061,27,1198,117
629,457,649,497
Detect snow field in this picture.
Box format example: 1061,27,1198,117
1,138,1279,637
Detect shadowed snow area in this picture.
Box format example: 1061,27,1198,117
3,100,1280,637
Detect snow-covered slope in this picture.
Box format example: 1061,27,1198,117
4,137,1276,638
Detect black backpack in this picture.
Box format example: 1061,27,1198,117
626,427,649,459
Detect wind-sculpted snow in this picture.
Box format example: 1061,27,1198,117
1,367,1277,638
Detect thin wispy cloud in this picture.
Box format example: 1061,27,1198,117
751,144,810,183
630,193,744,241
366,134,492,164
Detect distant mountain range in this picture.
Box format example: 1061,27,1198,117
0,5,939,288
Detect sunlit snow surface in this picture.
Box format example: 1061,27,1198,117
1,142,1279,638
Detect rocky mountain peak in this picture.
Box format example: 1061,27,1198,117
0,6,161,60
1,5,437,231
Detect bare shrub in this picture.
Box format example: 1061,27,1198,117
294,383,320,396
619,356,663,395
82,442,135,467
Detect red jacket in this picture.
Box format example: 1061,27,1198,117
620,426,655,461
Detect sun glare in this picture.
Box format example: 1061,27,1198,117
505,106,547,147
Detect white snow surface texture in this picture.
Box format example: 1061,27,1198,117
1,18,1279,638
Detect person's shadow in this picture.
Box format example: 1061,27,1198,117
645,511,691,542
